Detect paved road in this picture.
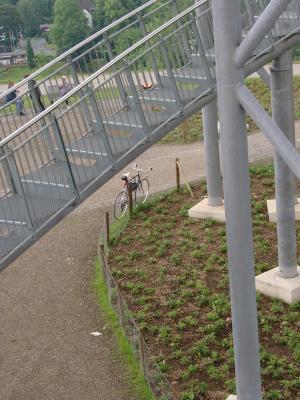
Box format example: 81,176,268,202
1,124,300,399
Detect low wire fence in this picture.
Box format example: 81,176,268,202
98,212,177,400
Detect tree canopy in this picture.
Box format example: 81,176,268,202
0,3,22,31
50,0,90,54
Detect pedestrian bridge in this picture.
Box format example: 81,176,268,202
0,0,300,270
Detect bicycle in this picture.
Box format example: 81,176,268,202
114,164,152,220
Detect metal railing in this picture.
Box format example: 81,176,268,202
0,0,195,140
0,0,299,269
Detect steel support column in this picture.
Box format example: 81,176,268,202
202,99,222,206
271,50,298,279
212,0,262,398
257,68,271,88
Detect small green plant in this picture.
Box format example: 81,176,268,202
170,252,182,265
158,326,171,345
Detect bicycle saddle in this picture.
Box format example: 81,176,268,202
121,172,130,181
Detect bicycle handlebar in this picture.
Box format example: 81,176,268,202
132,163,153,173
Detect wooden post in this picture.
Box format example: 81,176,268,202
99,243,107,283
176,158,180,190
139,334,147,377
117,290,124,327
105,211,110,245
128,182,133,217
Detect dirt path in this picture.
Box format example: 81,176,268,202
1,125,300,399
0,208,137,400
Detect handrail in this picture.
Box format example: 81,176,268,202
0,0,208,148
0,0,166,99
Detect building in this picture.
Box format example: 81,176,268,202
0,51,26,67
78,0,96,29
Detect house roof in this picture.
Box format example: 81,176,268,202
78,0,95,12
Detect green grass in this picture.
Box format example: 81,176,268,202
0,62,68,86
161,75,300,144
93,258,155,400
0,66,34,84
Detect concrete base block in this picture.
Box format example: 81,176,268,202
255,266,300,304
188,197,226,222
267,198,300,222
226,396,237,400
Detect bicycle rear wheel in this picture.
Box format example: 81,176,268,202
135,178,149,205
114,190,128,219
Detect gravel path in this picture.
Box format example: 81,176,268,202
1,125,300,399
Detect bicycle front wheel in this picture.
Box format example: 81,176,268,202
135,178,149,205
114,190,128,220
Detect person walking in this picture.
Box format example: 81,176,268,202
59,76,71,107
5,82,25,116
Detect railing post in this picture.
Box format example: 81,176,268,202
271,49,298,279
5,147,34,235
50,117,79,198
171,0,191,59
104,34,128,107
159,37,182,107
0,146,15,193
27,80,56,158
189,13,213,83
194,0,213,54
123,61,150,137
68,55,94,129
28,80,44,115
212,0,262,398
137,12,162,87
88,89,115,162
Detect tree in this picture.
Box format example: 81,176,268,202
94,0,106,30
103,0,133,23
17,0,40,36
50,0,90,54
0,4,22,31
0,4,22,51
26,38,35,68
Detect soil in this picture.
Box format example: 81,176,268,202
108,166,300,400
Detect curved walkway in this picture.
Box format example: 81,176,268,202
1,125,300,399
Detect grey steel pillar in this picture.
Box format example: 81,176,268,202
271,50,299,279
212,0,262,399
202,99,222,206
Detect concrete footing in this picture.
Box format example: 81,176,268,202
226,396,237,400
188,197,226,222
255,266,300,304
267,198,300,222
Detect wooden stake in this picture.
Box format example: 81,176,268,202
105,211,110,245
128,182,133,216
176,158,180,190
